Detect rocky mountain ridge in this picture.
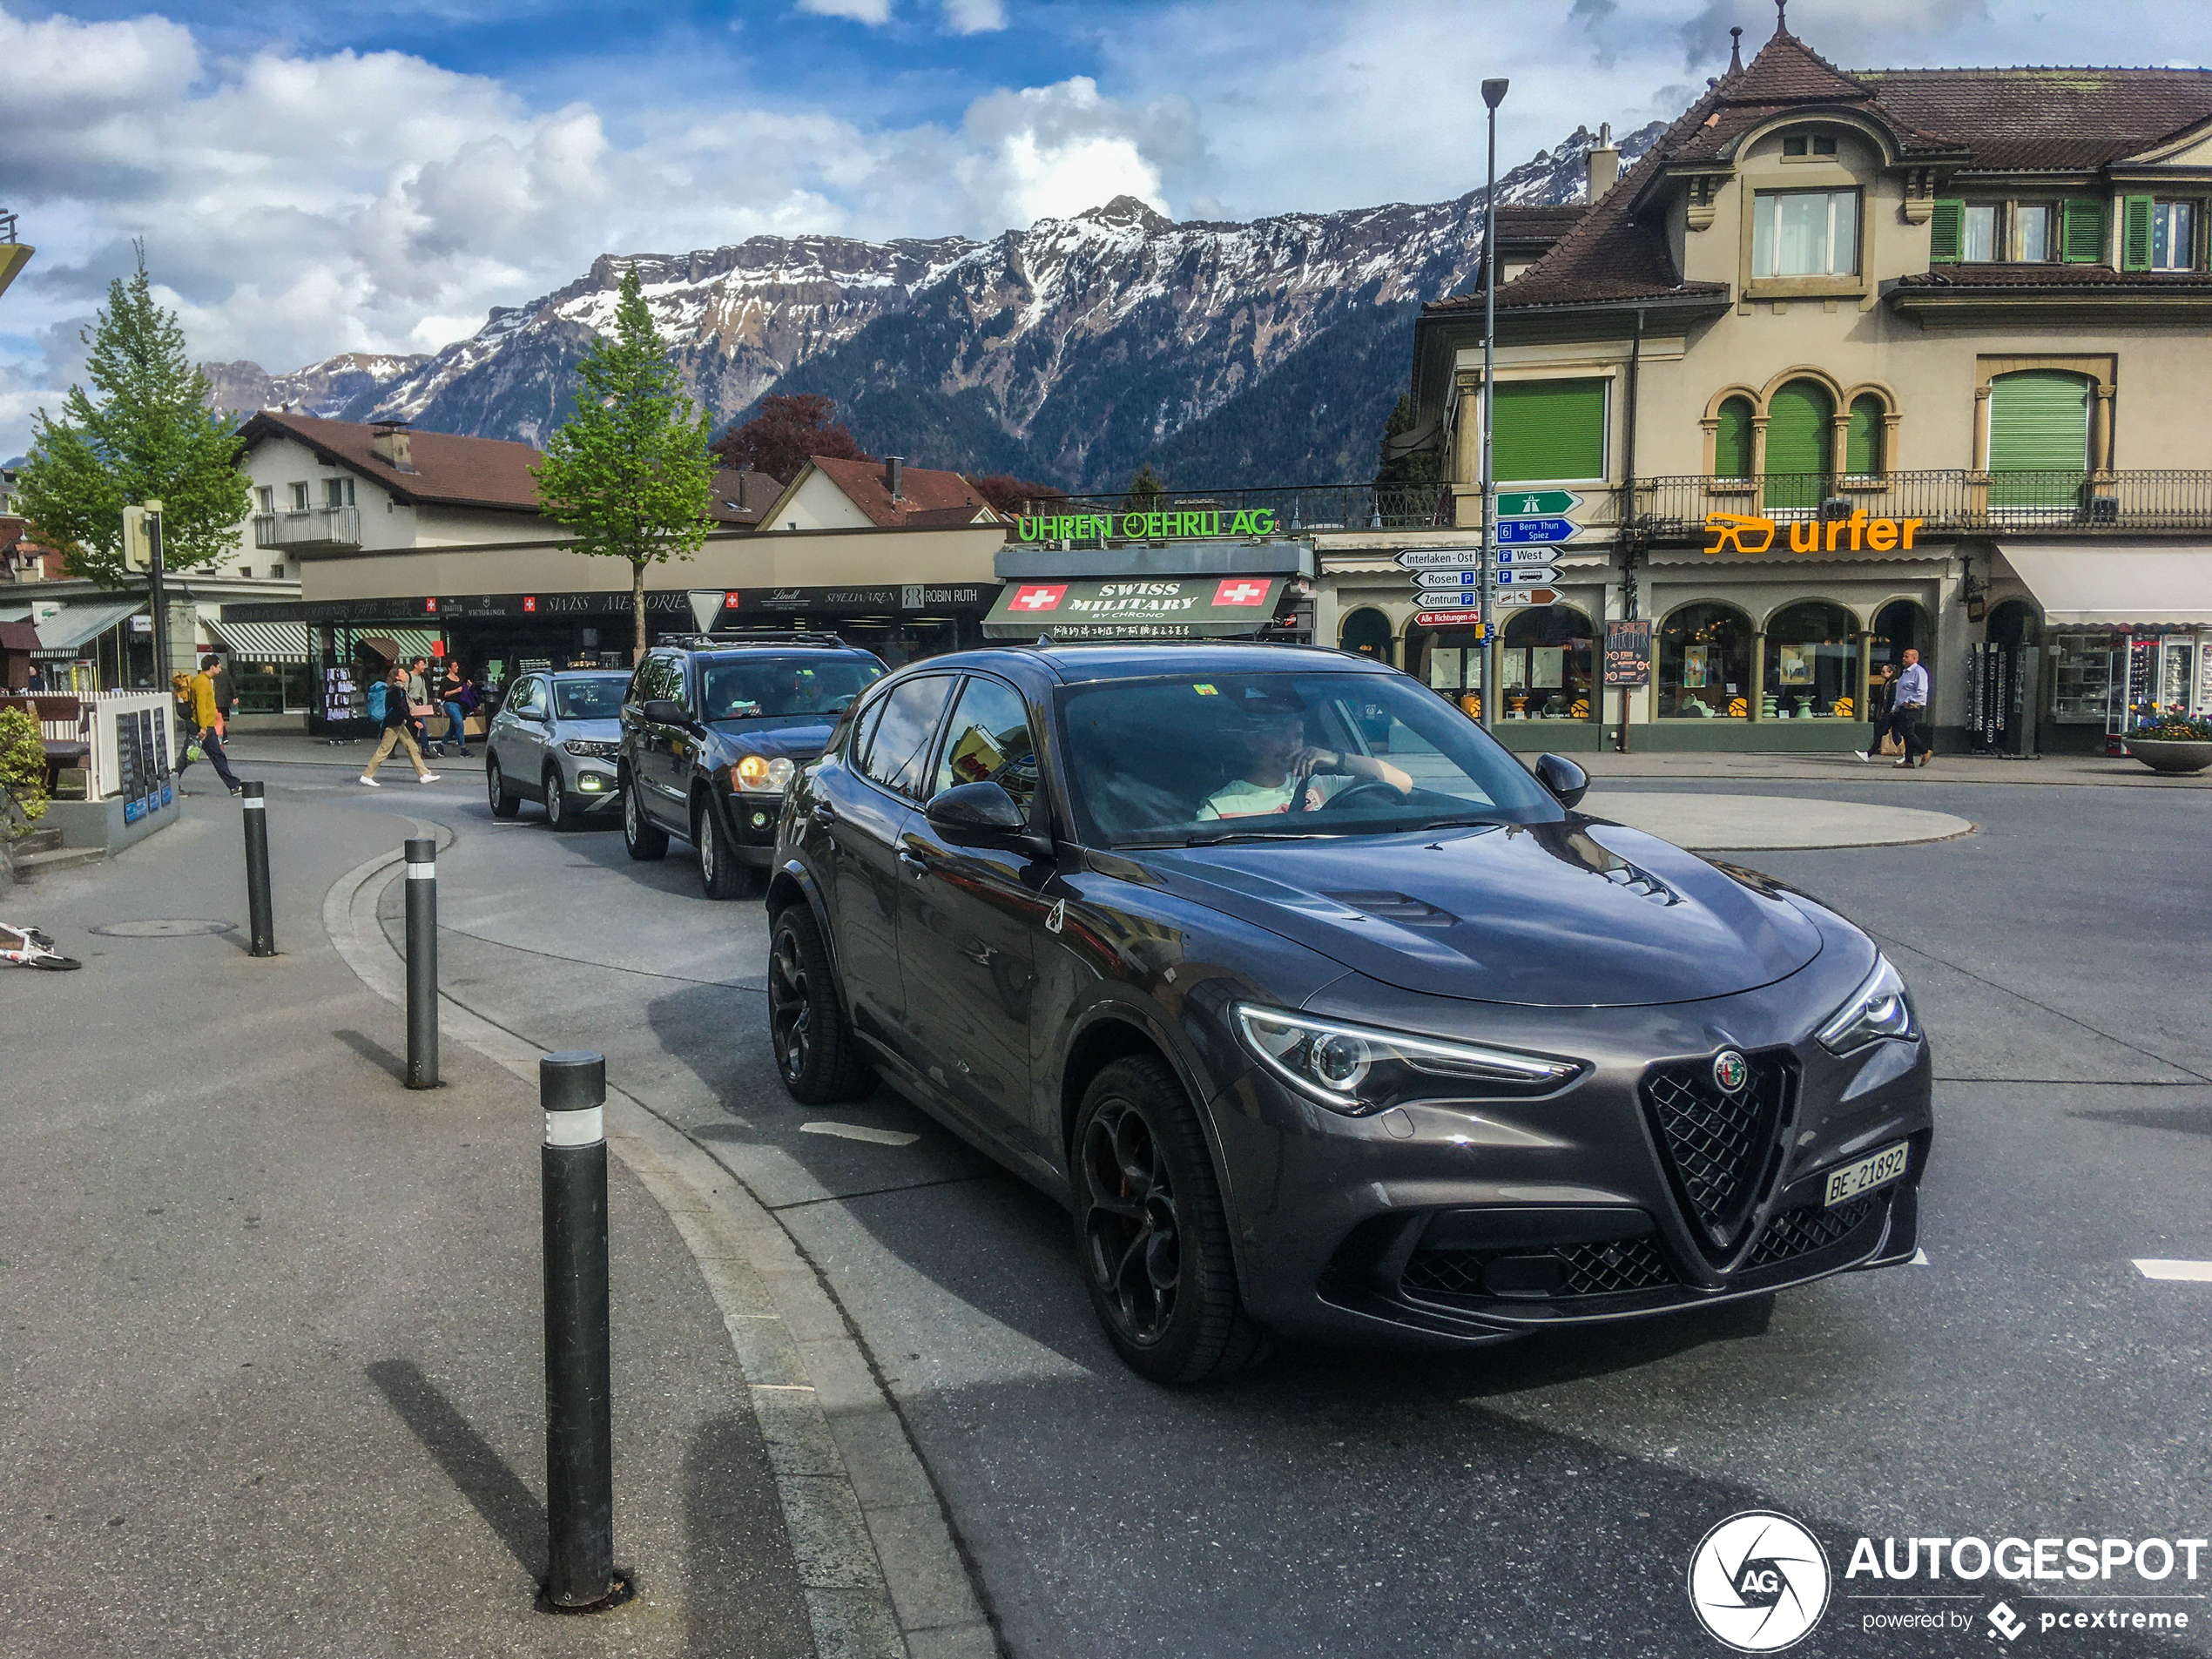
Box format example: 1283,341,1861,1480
201,351,431,420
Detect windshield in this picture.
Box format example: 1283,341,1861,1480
1058,671,1560,846
698,658,883,722
552,678,626,720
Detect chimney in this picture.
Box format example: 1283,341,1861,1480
885,455,904,502
1586,123,1619,201
370,420,415,473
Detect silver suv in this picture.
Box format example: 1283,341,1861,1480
484,670,629,827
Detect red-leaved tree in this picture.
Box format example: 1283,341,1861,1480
711,394,871,484
970,475,1067,516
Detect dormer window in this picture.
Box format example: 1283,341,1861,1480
2016,204,2054,262
2151,201,2195,271
1751,189,1860,277
1960,204,1999,263
1781,134,1838,158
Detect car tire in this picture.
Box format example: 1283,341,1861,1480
621,770,669,861
544,768,571,829
767,903,874,1103
1071,1056,1273,1385
487,754,520,819
696,795,754,900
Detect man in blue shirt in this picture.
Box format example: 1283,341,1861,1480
1863,648,1932,767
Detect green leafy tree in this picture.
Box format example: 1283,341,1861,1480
1120,462,1167,511
1374,392,1441,484
533,264,717,660
11,252,251,588
0,706,49,830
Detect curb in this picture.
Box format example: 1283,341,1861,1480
325,834,996,1659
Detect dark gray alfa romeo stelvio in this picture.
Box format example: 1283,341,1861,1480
765,644,1931,1383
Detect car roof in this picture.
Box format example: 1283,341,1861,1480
917,642,1393,685
545,668,631,678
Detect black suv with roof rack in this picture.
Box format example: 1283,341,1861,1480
618,633,887,898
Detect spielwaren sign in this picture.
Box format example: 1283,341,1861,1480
1015,508,1281,543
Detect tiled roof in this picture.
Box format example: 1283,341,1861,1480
1858,69,2212,171
239,412,545,513
707,468,781,526
1892,264,2212,289
805,455,997,529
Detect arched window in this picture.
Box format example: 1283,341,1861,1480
1339,607,1394,664
1715,395,1755,480
1764,600,1859,720
1501,605,1595,721
1988,369,2090,509
1764,379,1834,510
1421,625,1485,719
1845,395,1885,477
1658,603,1754,718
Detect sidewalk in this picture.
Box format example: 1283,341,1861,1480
0,784,818,1657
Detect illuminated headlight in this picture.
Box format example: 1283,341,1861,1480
1816,955,1919,1055
562,738,618,759
733,754,795,792
1231,1003,1583,1116
577,774,605,791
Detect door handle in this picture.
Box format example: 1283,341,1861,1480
897,846,930,873
810,802,838,828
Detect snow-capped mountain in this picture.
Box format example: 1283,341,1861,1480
202,352,430,420
269,125,1659,489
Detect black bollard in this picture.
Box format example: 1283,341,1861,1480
541,1051,619,1611
404,837,438,1089
240,781,276,956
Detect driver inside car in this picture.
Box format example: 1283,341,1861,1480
1197,691,1413,819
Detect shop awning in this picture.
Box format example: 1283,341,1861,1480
982,575,1287,639
350,627,444,663
207,619,312,663
2000,543,2212,629
31,597,142,658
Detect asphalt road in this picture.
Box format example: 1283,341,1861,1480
320,767,2212,1654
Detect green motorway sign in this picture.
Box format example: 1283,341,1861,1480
1494,489,1580,518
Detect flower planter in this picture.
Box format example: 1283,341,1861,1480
2123,738,2212,775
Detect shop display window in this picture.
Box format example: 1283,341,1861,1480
2048,635,2118,723
1425,628,1486,721
1658,604,1752,718
1762,600,1859,719
1501,605,1595,720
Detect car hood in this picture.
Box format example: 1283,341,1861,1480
1123,817,1824,1008
703,718,835,760
552,718,622,745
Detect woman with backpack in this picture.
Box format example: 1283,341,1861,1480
360,667,439,786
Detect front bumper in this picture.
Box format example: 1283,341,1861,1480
563,758,623,813
710,786,788,866
1202,969,1932,1350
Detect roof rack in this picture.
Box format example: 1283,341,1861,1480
674,631,852,650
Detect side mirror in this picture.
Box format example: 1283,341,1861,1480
925,782,1052,858
642,698,690,728
1534,752,1588,809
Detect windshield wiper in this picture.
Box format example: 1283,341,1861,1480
1183,826,1342,846
1405,816,1509,833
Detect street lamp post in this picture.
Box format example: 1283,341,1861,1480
1479,77,1508,733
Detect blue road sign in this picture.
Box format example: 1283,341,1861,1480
1494,516,1576,545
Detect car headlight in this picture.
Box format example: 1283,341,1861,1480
1816,954,1919,1055
562,738,618,759
1231,1003,1583,1116
732,754,796,792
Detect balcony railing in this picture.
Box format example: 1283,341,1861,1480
1019,482,1453,534
253,507,361,550
1635,470,2212,539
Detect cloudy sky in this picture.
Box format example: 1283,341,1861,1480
3,0,2209,454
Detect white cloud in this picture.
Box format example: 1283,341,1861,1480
944,0,1008,31
797,0,894,22
957,78,1198,224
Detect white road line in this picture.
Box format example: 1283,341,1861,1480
1910,1248,1930,1265
2134,1259,2212,1282
800,1121,921,1147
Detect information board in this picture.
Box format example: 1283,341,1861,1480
1604,620,1653,687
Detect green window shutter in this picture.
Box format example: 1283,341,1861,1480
1929,199,1965,263
2061,198,2107,263
1492,378,1606,482
2122,195,2155,271
1845,395,1884,475
1715,396,1754,478
1987,370,2089,507
1763,379,1834,509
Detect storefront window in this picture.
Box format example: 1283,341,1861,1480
1762,601,1858,719
1501,605,1595,721
1339,608,1395,664
233,662,291,716
1658,603,1753,718
1424,627,1486,721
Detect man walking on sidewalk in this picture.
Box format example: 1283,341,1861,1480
1864,648,1932,767
360,667,440,786
179,653,248,795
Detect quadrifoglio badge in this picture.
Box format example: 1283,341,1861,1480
1689,1513,2209,1649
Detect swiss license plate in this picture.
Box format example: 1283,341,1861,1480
1824,1140,1911,1207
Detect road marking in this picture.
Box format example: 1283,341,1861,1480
1911,1249,1930,1265
801,1121,921,1147
2134,1258,2212,1282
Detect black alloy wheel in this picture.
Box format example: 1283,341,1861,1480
1071,1056,1271,1384
487,754,519,819
622,770,668,861
766,904,873,1103
696,795,752,899
544,769,570,829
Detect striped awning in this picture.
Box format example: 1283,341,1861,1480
206,619,313,663
351,627,444,664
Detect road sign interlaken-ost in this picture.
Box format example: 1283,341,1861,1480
1395,548,1484,571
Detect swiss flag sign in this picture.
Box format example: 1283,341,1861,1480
1011,583,1068,612
1213,578,1270,607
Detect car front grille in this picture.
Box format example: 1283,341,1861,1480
1746,1194,1880,1269
1642,1052,1795,1252
1401,1237,1677,1301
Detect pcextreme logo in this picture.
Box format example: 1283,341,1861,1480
1704,510,1927,556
